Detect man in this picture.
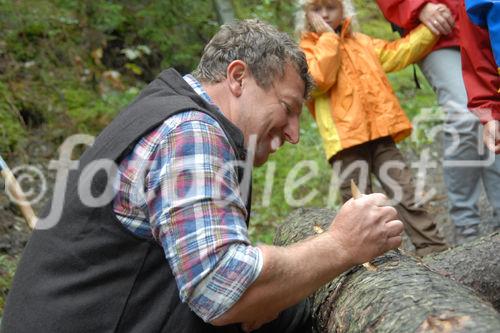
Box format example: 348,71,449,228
376,0,500,240
459,0,500,154
2,20,403,332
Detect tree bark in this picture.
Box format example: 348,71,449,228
212,0,235,25
274,208,500,333
423,232,500,311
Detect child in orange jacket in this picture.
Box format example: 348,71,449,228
298,0,448,256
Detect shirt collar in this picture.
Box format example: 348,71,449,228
183,74,216,106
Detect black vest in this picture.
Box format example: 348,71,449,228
2,69,250,333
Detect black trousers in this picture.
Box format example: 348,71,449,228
219,299,313,333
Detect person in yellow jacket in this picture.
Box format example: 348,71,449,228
298,0,449,256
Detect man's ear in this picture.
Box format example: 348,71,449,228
226,60,247,97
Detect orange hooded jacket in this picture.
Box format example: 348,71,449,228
300,19,438,160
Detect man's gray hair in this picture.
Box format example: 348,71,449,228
193,19,314,98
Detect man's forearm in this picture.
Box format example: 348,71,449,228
211,193,403,330
210,232,352,327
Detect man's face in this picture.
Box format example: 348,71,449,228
237,64,305,167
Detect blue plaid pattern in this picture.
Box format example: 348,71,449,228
113,75,263,322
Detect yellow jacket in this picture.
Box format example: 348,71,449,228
300,19,438,160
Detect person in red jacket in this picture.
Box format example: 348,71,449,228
459,0,500,154
376,0,500,240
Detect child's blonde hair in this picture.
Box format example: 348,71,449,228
294,0,359,36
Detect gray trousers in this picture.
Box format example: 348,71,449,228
419,48,500,227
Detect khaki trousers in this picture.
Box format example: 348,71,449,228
331,137,448,255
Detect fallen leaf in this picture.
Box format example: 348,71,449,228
313,225,324,234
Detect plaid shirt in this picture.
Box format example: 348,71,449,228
113,75,263,322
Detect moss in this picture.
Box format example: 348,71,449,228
64,87,139,134
0,255,19,318
0,83,26,153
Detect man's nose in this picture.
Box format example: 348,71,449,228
284,115,300,144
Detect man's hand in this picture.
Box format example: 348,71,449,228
418,2,455,35
483,120,500,154
306,11,334,34
211,195,403,330
328,193,404,265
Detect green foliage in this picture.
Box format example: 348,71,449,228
0,83,26,152
0,255,18,318
63,87,139,134
0,0,256,154
0,112,26,153
353,0,394,39
87,2,125,33
135,1,219,72
234,0,298,33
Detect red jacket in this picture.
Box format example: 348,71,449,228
376,0,460,50
459,1,500,122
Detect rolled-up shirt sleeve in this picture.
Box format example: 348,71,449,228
146,114,263,322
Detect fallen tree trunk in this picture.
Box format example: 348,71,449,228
274,208,500,333
424,232,500,311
